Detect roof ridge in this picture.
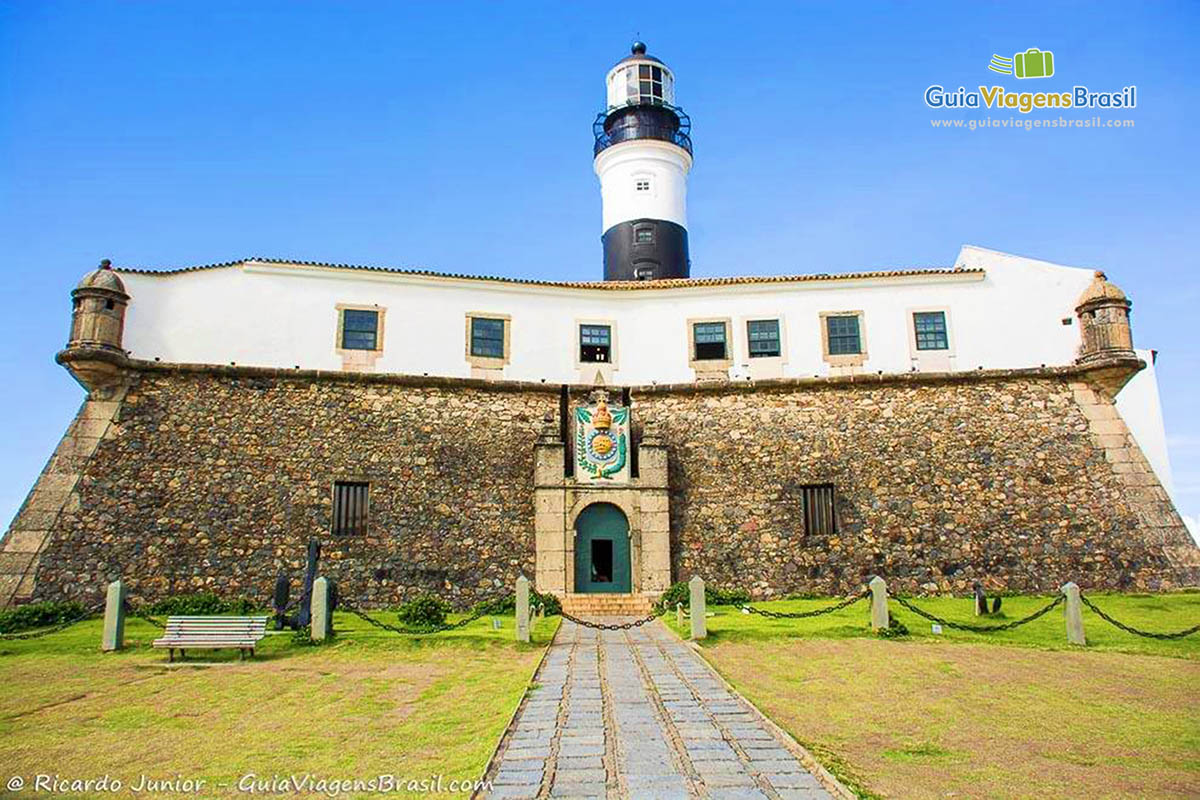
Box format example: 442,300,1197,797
111,257,980,289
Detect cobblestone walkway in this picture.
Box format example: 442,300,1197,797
482,618,835,800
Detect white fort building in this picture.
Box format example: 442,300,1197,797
1,42,1193,611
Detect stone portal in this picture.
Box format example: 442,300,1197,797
533,391,671,606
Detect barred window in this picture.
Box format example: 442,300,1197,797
341,309,379,351
802,484,836,537
634,226,654,243
825,315,861,356
470,317,506,358
580,324,612,363
747,319,781,358
693,322,727,360
914,311,949,351
332,481,369,536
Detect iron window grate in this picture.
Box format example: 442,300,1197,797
802,484,837,537
333,481,369,536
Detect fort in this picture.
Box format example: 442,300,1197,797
1,43,1195,612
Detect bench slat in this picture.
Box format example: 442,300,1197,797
152,615,269,654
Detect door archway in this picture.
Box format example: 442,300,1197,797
573,503,632,593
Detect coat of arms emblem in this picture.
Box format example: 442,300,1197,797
575,398,630,482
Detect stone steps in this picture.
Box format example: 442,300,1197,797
561,592,656,617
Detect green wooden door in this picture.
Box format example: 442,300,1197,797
573,503,631,594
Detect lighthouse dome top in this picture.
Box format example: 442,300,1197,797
605,41,675,110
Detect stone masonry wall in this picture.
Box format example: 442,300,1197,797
24,364,1200,607
31,370,552,609
637,374,1200,597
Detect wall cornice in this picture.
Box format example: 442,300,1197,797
56,347,1145,399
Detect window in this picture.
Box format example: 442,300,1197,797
624,63,665,104
579,324,612,363
913,311,949,350
825,315,861,355
634,226,654,244
470,317,505,358
693,321,727,360
802,484,836,537
341,309,379,351
635,179,651,192
747,319,781,358
634,265,656,280
332,481,369,536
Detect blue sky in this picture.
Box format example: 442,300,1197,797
1,2,1197,534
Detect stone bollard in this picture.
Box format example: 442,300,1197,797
676,602,684,627
516,576,531,643
689,576,707,640
1061,582,1086,646
869,576,889,631
311,577,332,642
101,579,126,652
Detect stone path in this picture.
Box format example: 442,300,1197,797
482,618,835,800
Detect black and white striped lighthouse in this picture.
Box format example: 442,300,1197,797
593,42,693,281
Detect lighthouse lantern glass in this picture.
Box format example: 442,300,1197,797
609,63,675,109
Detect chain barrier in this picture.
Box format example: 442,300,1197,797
560,610,661,630
342,603,486,635
1078,594,1200,640
0,602,104,640
892,594,1064,632
741,588,871,619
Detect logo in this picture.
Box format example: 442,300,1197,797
924,46,1135,116
989,48,1055,79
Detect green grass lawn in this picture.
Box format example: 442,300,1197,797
665,593,1200,799
664,591,1200,658
0,611,558,799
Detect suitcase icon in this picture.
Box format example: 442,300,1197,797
1014,48,1054,79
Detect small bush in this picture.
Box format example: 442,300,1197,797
877,612,909,638
145,592,256,616
656,581,751,613
396,594,450,629
472,589,562,617
0,601,89,634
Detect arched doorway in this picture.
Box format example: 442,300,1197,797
573,503,632,593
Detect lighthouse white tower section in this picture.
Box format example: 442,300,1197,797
593,42,694,281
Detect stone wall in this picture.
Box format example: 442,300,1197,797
20,361,1200,608
637,373,1200,597
30,369,552,609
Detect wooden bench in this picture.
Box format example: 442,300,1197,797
152,616,269,661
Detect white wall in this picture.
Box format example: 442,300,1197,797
116,245,1107,386
1116,348,1175,495
594,140,691,232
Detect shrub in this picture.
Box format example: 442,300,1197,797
145,592,257,616
656,581,751,613
472,589,562,617
0,601,89,634
396,594,450,629
877,612,909,638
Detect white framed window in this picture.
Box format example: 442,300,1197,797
635,179,651,192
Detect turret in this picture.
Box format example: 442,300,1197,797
57,259,130,393
1076,271,1134,364
593,42,693,281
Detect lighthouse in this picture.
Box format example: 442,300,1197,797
593,42,693,281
